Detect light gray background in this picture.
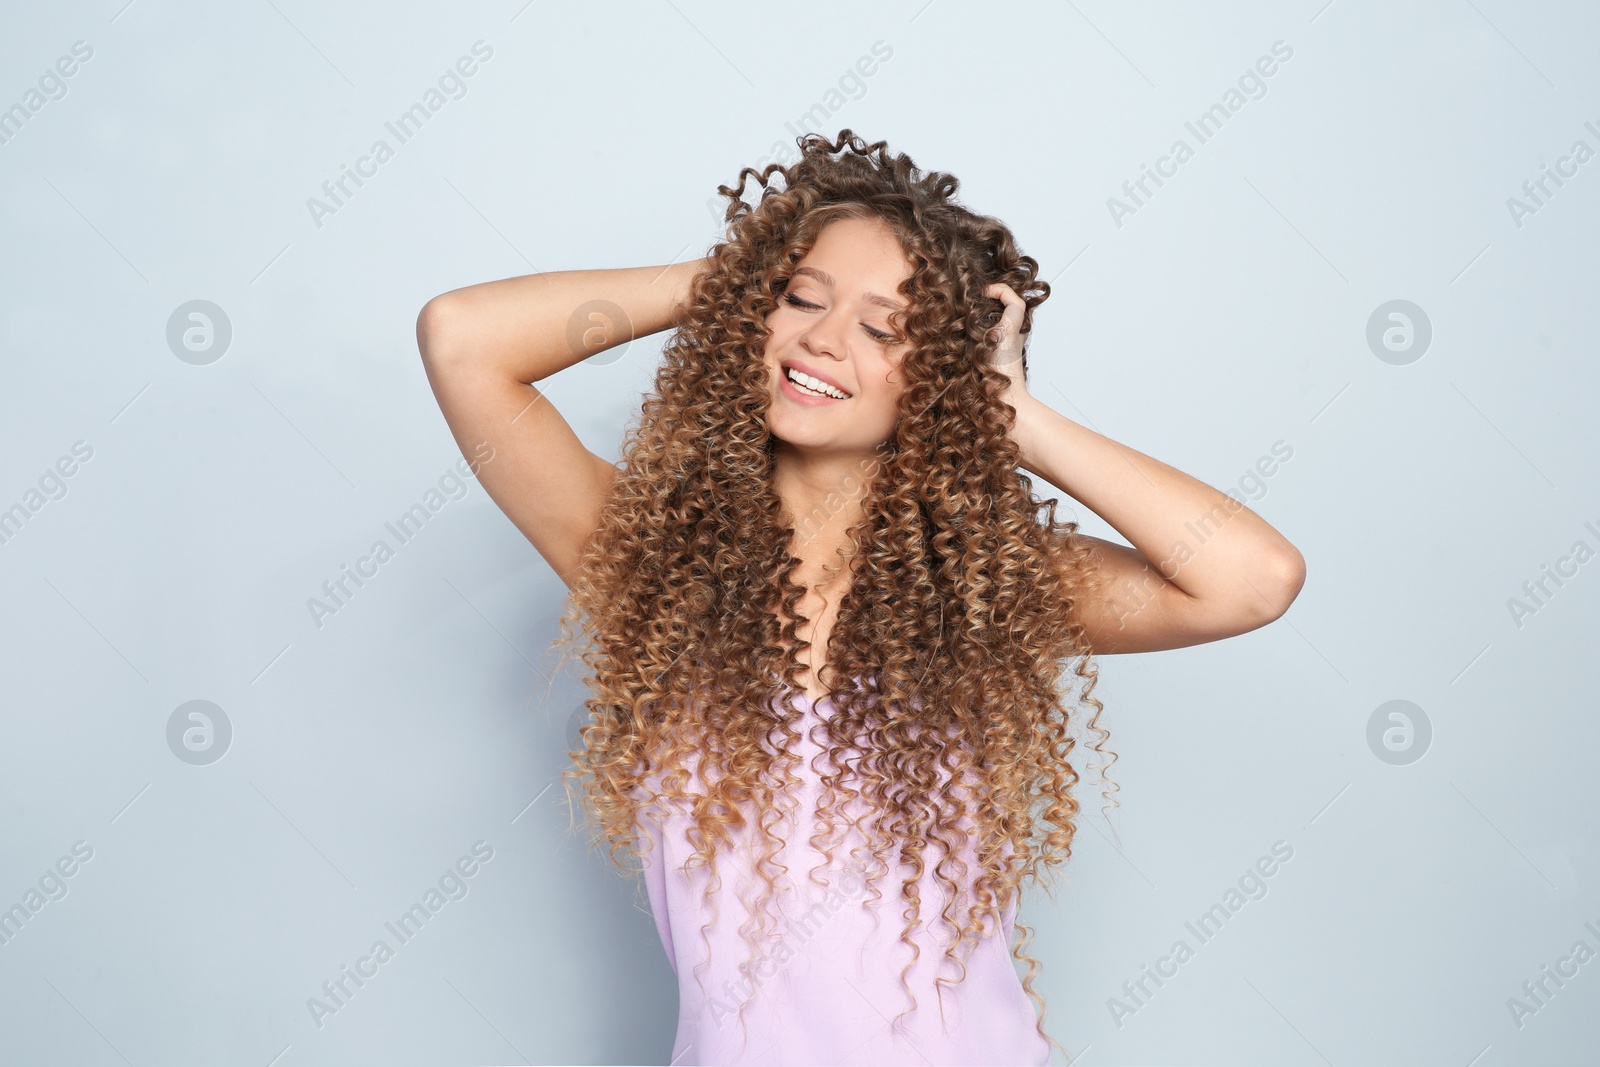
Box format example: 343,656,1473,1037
2,1,1596,1064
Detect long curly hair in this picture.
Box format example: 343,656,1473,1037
549,129,1118,1059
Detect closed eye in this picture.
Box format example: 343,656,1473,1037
784,292,896,343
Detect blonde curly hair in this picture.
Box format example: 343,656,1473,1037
550,129,1118,1059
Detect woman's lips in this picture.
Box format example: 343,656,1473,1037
779,369,849,406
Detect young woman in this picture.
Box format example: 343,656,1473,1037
416,130,1304,1066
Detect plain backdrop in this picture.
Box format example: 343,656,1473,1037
1,1,1596,1064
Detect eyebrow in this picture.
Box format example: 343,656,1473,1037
791,266,905,312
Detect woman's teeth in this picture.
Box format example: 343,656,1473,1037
786,368,849,399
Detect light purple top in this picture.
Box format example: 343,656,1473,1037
632,687,1052,1066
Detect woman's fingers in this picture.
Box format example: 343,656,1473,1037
983,283,1027,368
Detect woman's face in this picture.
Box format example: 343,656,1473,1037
762,215,914,454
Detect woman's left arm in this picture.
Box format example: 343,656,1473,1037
985,283,1307,655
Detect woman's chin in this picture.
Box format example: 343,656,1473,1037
769,426,889,457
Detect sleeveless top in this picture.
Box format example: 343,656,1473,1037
631,685,1052,1066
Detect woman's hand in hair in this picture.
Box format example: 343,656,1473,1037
982,282,1030,407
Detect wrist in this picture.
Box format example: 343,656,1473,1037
1007,393,1049,466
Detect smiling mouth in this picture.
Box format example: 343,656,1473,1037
783,366,851,400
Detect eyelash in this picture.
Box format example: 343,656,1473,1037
783,292,895,342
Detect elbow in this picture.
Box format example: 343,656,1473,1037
1263,546,1306,621
1231,548,1306,632
415,294,460,368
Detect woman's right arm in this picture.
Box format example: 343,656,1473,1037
415,258,710,588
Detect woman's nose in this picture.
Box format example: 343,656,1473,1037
800,310,848,360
